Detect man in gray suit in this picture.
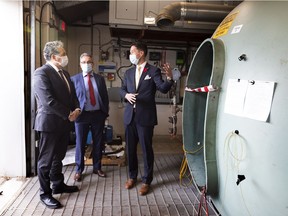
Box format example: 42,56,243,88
33,41,81,209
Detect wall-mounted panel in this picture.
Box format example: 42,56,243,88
109,0,144,26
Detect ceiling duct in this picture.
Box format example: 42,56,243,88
156,2,236,28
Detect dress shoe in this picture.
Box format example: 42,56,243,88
93,170,106,177
125,179,136,189
52,184,79,194
40,196,62,209
139,184,150,196
74,173,82,182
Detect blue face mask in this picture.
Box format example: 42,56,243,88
81,63,93,73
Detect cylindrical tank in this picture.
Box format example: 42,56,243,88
183,1,288,215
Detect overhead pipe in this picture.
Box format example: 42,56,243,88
91,16,94,55
156,2,235,28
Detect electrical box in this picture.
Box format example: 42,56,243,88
109,0,144,25
149,52,161,61
98,62,117,73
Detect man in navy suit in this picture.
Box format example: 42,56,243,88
120,41,174,195
71,53,109,181
33,41,81,209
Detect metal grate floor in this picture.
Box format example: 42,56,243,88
1,137,219,216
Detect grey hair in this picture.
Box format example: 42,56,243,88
80,53,92,61
43,41,64,61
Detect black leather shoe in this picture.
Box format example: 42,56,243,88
93,170,106,177
52,184,79,194
40,196,62,209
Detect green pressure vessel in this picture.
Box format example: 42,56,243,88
183,1,288,215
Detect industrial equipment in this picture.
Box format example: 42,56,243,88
183,1,288,215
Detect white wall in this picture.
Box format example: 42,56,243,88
0,1,26,177
66,25,183,136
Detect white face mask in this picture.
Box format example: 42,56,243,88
81,63,93,73
129,54,139,65
59,55,69,68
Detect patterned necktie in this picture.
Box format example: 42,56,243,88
87,74,96,106
58,69,70,92
135,66,141,89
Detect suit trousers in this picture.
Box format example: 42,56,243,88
74,111,106,173
125,114,154,185
37,131,69,198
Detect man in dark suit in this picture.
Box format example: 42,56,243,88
33,41,81,209
71,53,109,182
120,41,174,195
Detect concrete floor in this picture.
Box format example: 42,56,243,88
0,136,219,216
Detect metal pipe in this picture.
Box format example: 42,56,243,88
30,0,36,176
91,16,94,55
156,2,235,28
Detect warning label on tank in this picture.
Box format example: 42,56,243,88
212,11,239,39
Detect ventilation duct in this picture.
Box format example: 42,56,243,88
156,2,235,28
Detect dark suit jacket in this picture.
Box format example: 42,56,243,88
120,63,173,126
71,72,109,119
33,63,80,132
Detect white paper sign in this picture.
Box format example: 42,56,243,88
224,79,275,122
224,79,248,116
243,81,275,121
231,24,243,34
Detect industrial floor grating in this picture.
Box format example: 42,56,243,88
1,137,219,216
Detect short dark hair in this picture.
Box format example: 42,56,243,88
131,41,148,57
